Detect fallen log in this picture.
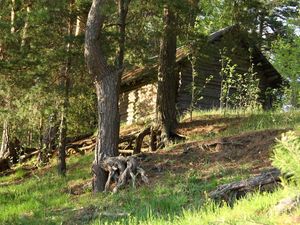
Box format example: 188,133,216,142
19,150,40,162
66,133,94,144
65,127,153,156
209,168,281,205
118,150,133,155
66,132,138,152
79,143,96,151
119,132,138,143
20,147,37,155
67,137,95,149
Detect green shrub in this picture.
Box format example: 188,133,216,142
272,131,300,184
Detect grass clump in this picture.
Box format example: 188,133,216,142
272,131,300,184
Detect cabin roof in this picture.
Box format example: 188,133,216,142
121,26,282,93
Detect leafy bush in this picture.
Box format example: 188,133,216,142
272,131,300,184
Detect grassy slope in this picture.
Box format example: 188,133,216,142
0,110,300,225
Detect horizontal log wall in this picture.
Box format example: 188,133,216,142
119,83,157,124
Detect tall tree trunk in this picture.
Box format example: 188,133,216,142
75,16,82,36
10,0,15,33
116,0,130,69
156,5,178,143
21,3,30,48
57,0,75,176
37,117,44,163
0,0,16,160
58,105,68,175
258,12,265,50
40,113,59,164
85,0,121,192
57,65,71,176
0,121,10,159
291,81,299,108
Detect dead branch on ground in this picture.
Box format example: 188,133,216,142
209,168,282,205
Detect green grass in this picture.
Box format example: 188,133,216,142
183,109,300,142
0,153,254,225
1,109,300,225
227,110,300,132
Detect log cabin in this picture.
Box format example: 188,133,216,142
120,25,283,124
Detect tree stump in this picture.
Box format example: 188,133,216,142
98,155,149,193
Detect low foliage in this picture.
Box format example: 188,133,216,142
272,131,300,184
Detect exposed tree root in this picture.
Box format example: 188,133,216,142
99,155,149,193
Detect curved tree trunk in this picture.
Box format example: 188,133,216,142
85,0,120,192
156,5,178,144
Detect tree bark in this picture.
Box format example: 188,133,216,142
0,0,15,161
133,126,150,155
57,0,75,176
58,109,67,175
75,16,82,36
85,0,121,192
40,113,59,164
37,117,44,163
21,3,30,48
116,0,130,69
0,158,10,172
0,121,10,159
156,5,178,144
258,11,265,50
10,0,15,33
209,168,282,206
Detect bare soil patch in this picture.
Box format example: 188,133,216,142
66,179,92,195
141,128,288,183
177,116,245,137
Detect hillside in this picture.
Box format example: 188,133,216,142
0,110,300,225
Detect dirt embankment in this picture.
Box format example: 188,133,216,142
141,128,288,181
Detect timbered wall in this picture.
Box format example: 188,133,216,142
119,83,157,124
